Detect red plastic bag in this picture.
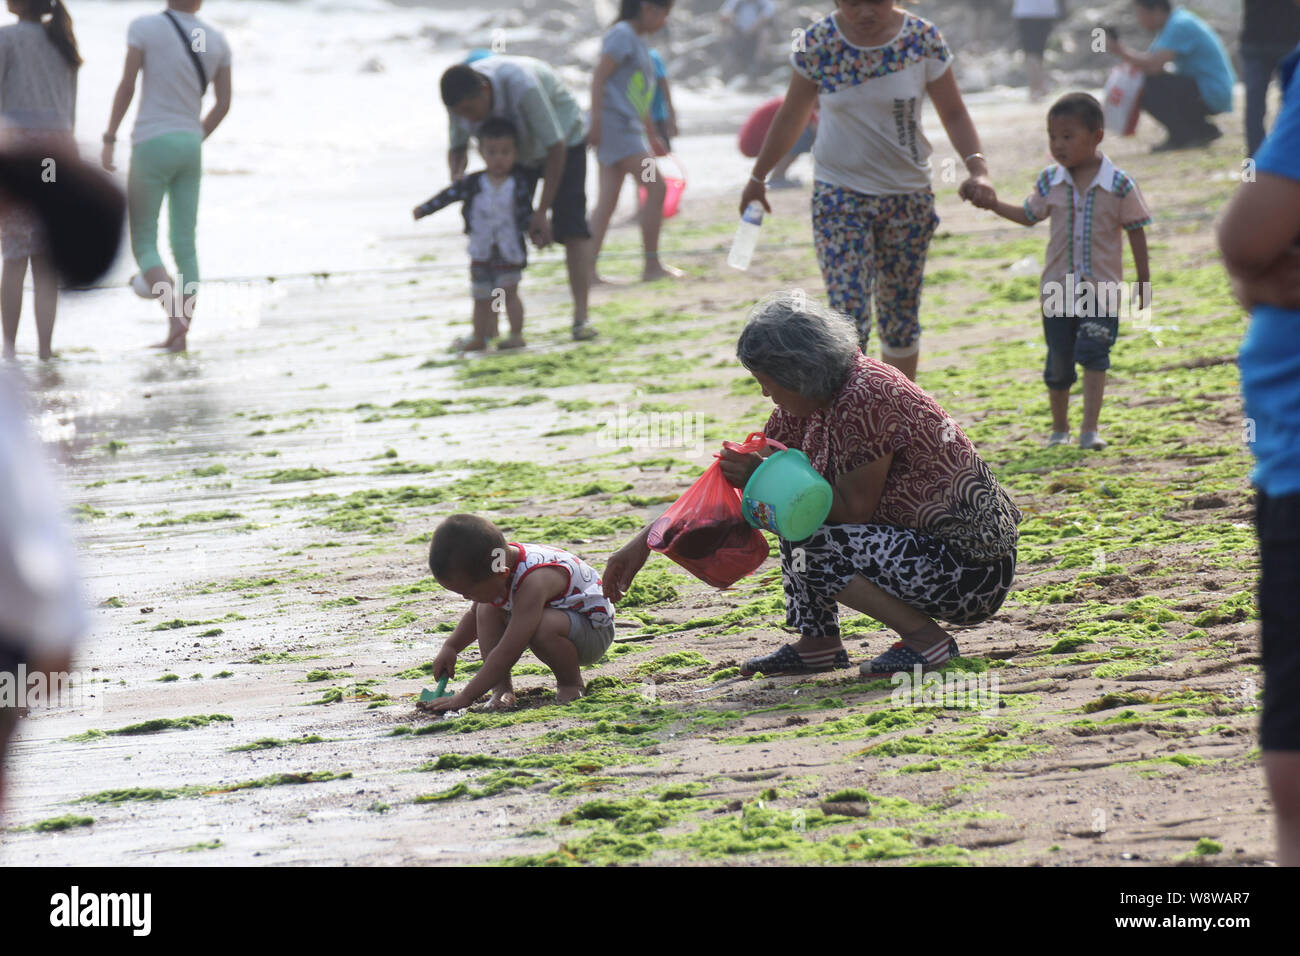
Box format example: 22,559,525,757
647,432,778,589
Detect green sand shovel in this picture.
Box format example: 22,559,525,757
418,676,454,704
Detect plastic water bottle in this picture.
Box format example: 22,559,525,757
728,201,764,271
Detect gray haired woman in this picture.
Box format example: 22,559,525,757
604,293,1021,676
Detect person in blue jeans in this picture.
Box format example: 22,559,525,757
1218,40,1300,868
1241,0,1300,156
1110,0,1236,151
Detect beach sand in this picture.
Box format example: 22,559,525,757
0,6,1273,864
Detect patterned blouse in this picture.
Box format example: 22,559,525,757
790,12,952,195
764,353,1022,563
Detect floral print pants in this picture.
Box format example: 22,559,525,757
811,183,939,355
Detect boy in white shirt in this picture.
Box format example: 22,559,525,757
413,117,532,351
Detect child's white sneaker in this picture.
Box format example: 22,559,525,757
1046,431,1070,447
1079,431,1107,450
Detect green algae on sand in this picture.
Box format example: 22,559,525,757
66,714,233,742
504,795,972,867
22,814,94,833
228,736,325,752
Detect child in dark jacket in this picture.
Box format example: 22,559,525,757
414,117,532,351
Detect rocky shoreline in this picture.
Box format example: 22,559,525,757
408,0,1246,96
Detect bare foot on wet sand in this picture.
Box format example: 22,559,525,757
151,333,187,352
643,262,684,281
151,318,189,351
555,685,584,704
488,688,517,710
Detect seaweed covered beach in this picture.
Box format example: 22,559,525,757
2,32,1271,865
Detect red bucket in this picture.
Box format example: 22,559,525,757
638,153,686,219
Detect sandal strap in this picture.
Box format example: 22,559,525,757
862,639,960,676
741,644,849,676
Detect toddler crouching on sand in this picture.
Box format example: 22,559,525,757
420,514,615,711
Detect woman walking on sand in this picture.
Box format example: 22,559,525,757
588,0,682,283
0,0,79,362
101,0,231,353
739,0,996,382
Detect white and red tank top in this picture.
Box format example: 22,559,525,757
490,542,614,626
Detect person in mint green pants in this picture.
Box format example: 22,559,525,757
100,1,231,352
127,131,202,319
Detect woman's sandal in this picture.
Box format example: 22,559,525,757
740,643,851,677
859,639,960,677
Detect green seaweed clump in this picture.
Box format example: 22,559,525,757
27,814,94,832
634,651,710,675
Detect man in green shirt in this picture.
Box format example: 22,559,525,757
442,56,595,339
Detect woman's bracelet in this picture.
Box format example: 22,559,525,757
749,173,767,186
963,152,986,168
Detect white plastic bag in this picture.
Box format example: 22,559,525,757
1102,64,1144,136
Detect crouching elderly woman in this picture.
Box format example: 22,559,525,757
603,294,1022,676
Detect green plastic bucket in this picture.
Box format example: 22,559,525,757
742,448,833,541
